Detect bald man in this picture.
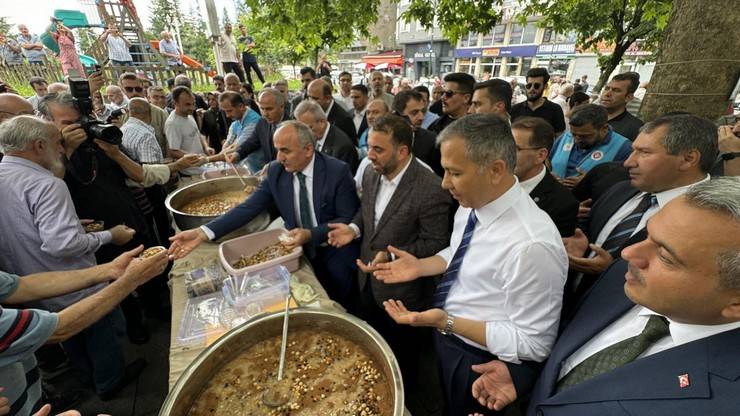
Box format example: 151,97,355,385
354,99,390,189
306,79,357,145
47,83,69,94
121,98,163,164
105,85,128,109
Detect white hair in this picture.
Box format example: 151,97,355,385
0,115,55,153
294,100,326,122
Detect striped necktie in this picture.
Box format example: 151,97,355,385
432,210,478,308
600,194,657,255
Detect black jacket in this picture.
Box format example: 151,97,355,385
529,171,579,237
319,125,359,174
327,101,358,146
413,128,443,177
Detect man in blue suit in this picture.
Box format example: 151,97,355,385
467,177,740,416
169,121,361,309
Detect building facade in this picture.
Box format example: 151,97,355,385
337,0,399,71
396,0,454,81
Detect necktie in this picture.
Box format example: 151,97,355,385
600,194,658,255
296,172,313,228
432,210,478,308
556,314,669,392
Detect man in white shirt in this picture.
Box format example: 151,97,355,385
100,25,132,66
105,85,129,110
471,177,740,416
564,114,717,305
121,98,163,164
332,71,354,111
374,114,568,416
327,115,451,412
215,23,245,82
551,83,573,125
164,86,213,175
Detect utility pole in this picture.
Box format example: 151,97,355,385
200,0,223,74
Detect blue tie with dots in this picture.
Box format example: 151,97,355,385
432,210,478,308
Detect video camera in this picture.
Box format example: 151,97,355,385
68,77,122,145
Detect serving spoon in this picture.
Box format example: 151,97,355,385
262,295,292,408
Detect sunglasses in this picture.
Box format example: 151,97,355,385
525,83,542,90
516,145,544,152
124,86,144,93
443,90,465,98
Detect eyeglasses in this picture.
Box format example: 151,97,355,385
525,83,542,90
124,86,144,93
442,90,466,98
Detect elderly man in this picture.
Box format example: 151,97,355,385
0,32,23,65
47,82,69,94
215,23,244,82
119,72,169,155
470,79,512,121
600,72,644,141
170,121,361,309
16,25,46,64
158,31,181,66
374,114,567,416
355,99,390,173
510,68,566,136
552,83,574,124
327,115,452,412
165,86,212,175
0,116,141,402
550,104,632,188
147,86,168,110
100,25,132,66
295,100,358,173
391,90,443,176
105,85,128,109
471,177,740,416
368,71,394,108
27,77,48,113
121,98,163,164
428,72,476,134
307,79,357,145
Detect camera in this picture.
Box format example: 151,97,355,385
68,76,122,145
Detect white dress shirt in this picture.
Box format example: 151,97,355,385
440,181,568,363
559,305,740,380
518,165,547,195
593,175,711,247
333,92,353,112
354,157,432,194
291,155,318,228
353,107,367,133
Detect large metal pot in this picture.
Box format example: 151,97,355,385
165,176,270,240
160,309,405,416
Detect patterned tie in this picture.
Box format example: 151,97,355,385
296,172,313,228
432,210,478,308
556,314,669,392
600,194,658,255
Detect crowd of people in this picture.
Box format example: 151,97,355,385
0,36,739,416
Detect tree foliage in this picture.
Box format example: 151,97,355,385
148,0,214,68
149,0,183,36
242,0,381,64
0,16,12,35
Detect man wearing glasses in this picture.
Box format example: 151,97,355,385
510,68,566,137
427,72,476,134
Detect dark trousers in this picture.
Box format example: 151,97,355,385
435,331,502,416
309,243,360,313
242,59,265,84
222,62,245,82
61,308,126,394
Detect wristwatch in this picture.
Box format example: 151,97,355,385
438,313,455,335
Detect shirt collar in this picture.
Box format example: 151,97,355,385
355,107,367,117
638,306,740,347
381,157,412,186
475,178,523,227
519,165,547,194
639,174,711,208
296,154,316,179
0,155,53,176
326,99,335,115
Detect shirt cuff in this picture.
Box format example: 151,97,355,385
200,225,216,241
96,230,113,245
348,223,362,240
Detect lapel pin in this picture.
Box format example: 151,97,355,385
678,374,690,388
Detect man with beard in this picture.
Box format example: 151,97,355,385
510,68,566,137
550,104,632,189
427,72,476,134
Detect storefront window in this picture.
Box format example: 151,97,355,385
509,24,523,44
505,58,520,76
459,33,479,48
510,23,537,44
521,57,533,74
482,25,506,46
522,24,537,44
458,58,477,75
480,57,502,78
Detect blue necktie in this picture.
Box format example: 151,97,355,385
433,210,478,308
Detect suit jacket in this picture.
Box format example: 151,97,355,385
356,113,368,138
528,259,740,416
319,125,359,174
530,172,579,237
207,152,359,249
353,159,452,310
413,128,443,177
328,101,358,146
290,93,305,117
236,117,278,165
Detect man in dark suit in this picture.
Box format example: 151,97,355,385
290,67,316,116
350,84,370,138
307,79,358,145
469,177,740,416
169,121,361,309
327,114,452,414
392,90,444,176
225,88,287,169
294,100,359,173
564,114,717,306
511,117,578,237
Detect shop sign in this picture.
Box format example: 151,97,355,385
537,43,576,55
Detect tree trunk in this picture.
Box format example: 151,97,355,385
640,0,740,122
593,43,630,94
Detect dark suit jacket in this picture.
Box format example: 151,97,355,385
353,159,452,310
290,93,305,117
581,180,644,260
236,117,278,165
530,172,579,237
528,259,740,416
207,152,359,249
356,113,368,138
328,101,358,146
320,125,359,174
413,128,443,177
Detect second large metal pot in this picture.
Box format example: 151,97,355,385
160,309,405,415
165,176,270,239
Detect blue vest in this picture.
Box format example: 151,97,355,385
551,129,630,177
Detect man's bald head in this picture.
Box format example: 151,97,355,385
47,83,69,94
0,93,35,124
128,97,151,120
365,99,389,125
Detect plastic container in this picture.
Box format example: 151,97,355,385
221,265,291,316
219,228,302,276
176,292,247,346
184,261,228,298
